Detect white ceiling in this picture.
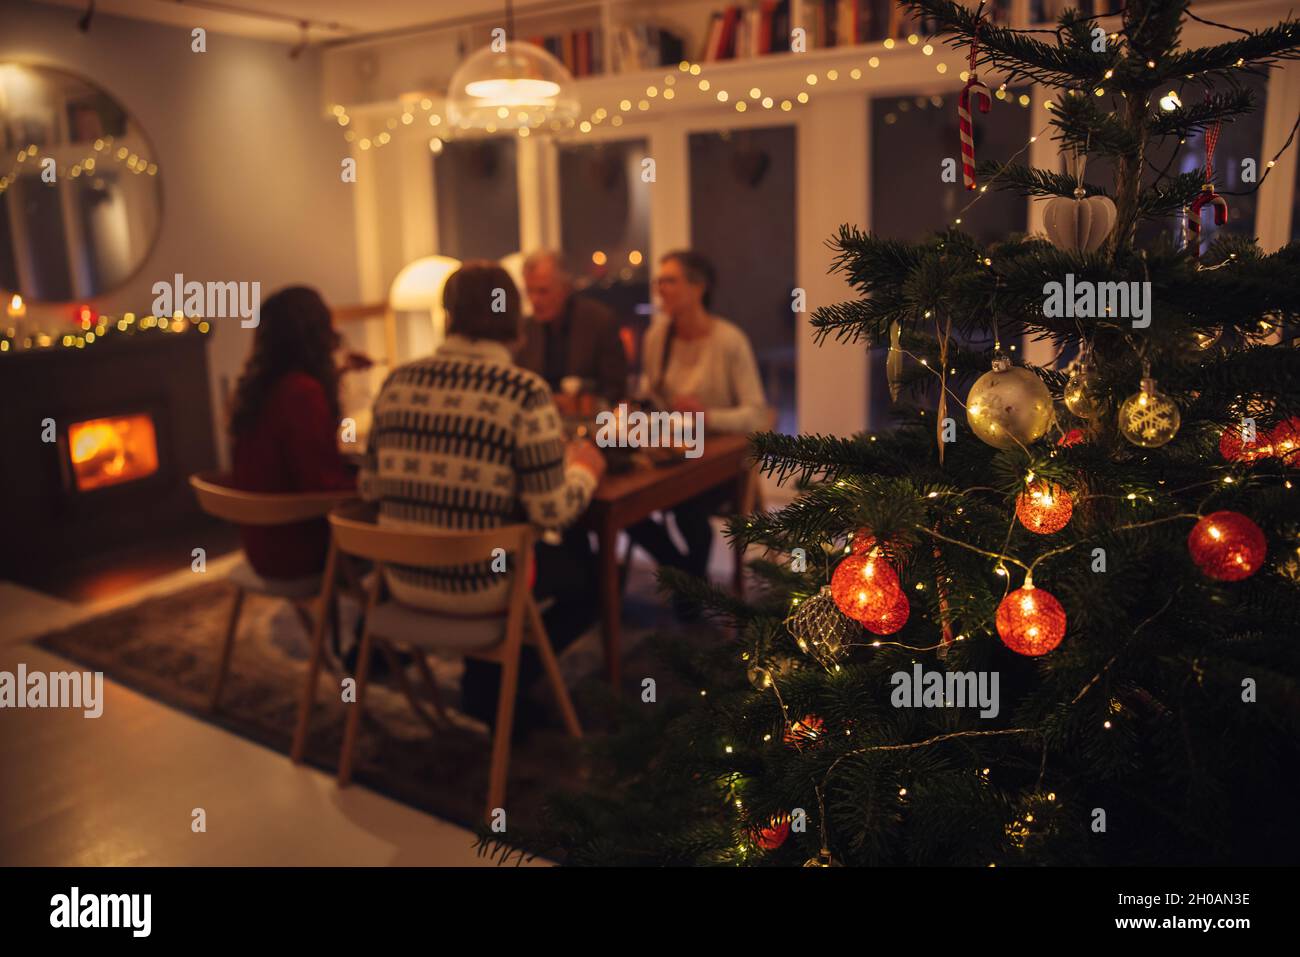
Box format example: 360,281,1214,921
32,0,525,45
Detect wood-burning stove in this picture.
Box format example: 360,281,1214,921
0,327,217,583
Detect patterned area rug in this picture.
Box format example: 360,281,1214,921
33,577,675,834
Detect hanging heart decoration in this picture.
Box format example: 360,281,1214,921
1043,189,1117,252
1042,147,1115,253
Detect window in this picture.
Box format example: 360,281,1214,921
557,137,651,370
432,139,520,261
688,125,797,433
867,90,1031,426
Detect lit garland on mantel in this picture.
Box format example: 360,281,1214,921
334,31,1040,155
0,311,211,356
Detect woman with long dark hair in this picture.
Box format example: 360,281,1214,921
229,286,356,580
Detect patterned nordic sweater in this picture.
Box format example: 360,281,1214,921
358,335,597,614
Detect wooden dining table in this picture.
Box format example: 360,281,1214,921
580,432,753,687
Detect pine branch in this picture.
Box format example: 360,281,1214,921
1148,87,1257,138
901,0,1110,87
978,160,1110,199
1158,20,1300,84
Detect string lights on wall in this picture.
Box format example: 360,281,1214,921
332,32,1043,155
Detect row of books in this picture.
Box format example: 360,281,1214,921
698,1,1013,61
528,25,686,76
527,30,604,77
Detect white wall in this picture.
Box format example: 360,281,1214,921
3,1,360,466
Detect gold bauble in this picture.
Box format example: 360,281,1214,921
1118,377,1181,448
966,354,1054,450
1191,326,1222,350
803,849,843,867
1063,364,1105,418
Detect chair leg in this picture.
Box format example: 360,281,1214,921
291,544,339,764
337,616,377,787
381,641,443,734
290,600,315,637
412,652,450,725
527,599,582,738
210,587,245,712
485,639,522,820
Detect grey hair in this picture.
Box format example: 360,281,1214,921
522,249,572,283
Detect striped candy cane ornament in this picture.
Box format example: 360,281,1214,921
958,20,991,190
1184,110,1229,257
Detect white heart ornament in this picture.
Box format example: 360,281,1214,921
1043,192,1116,253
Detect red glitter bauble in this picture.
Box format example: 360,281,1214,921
1187,511,1267,581
1219,424,1270,463
1015,480,1074,534
831,552,902,623
1058,428,1085,448
1270,417,1300,465
784,714,825,746
863,587,910,636
995,585,1066,656
848,530,912,564
754,815,790,851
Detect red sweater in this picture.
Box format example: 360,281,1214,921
231,372,356,579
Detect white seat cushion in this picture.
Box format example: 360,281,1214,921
227,558,321,600
366,601,506,652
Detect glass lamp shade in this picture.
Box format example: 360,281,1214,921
389,255,461,311
389,255,462,353
446,42,580,131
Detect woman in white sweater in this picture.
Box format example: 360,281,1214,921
628,250,768,594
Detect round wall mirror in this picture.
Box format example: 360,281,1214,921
0,62,163,303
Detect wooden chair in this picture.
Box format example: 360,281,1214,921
188,472,357,711
290,502,582,822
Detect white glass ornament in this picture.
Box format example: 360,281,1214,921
1118,377,1181,448
966,352,1054,450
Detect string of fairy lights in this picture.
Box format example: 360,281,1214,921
0,310,210,355
331,31,1041,157
0,134,159,197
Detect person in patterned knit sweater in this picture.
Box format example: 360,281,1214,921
359,261,607,729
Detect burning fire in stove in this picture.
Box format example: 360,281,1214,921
67,414,159,491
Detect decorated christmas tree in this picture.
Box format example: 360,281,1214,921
488,0,1300,866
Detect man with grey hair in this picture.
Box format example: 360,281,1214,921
516,249,629,402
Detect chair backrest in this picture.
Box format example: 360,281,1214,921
189,471,357,526
327,500,533,569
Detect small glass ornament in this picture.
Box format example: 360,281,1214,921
1118,377,1181,448
1063,362,1106,418
1191,326,1222,350
803,848,843,867
785,586,861,667
966,350,1054,450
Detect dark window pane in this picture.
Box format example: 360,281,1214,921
557,137,651,366
870,88,1031,242
433,139,520,261
689,125,796,433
